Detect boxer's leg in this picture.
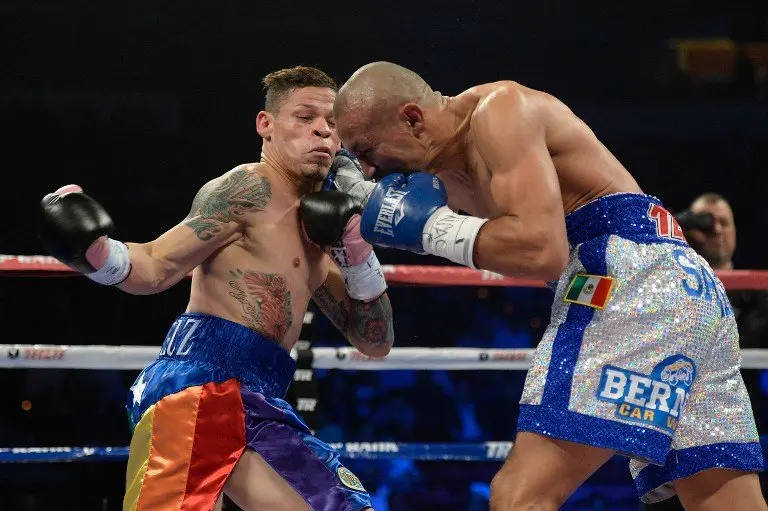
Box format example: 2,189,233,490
675,469,767,511
490,432,614,510
224,450,311,511
225,451,375,511
235,389,374,511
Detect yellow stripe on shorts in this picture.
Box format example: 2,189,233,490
124,403,156,511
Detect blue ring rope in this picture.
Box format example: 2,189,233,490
1,438,765,463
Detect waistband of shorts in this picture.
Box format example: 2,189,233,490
565,192,689,248
158,312,295,398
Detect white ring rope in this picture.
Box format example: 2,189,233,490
2,344,767,370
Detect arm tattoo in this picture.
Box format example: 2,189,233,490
348,295,394,351
312,284,393,351
185,170,271,241
311,284,349,333
228,269,293,342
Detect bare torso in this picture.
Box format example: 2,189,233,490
436,81,642,220
185,162,329,351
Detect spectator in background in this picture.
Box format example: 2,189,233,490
680,193,768,350
680,192,736,270
647,193,768,510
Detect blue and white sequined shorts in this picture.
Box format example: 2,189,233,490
517,193,764,503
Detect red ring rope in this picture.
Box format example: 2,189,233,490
2,255,767,290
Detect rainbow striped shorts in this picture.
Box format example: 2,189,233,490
123,312,372,511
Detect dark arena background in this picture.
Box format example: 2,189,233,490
2,1,768,510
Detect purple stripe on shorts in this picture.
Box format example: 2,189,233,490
241,390,354,511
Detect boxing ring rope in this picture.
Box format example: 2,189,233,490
3,255,768,464
4,254,768,290
0,443,516,463
2,345,768,371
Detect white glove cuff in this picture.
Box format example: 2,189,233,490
86,238,132,286
339,250,387,302
423,206,488,269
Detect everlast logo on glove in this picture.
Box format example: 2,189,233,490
373,189,410,237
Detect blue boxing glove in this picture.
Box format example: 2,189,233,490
360,173,444,253
360,173,489,268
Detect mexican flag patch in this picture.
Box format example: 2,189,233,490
564,274,614,309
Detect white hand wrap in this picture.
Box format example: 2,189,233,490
339,250,387,302
422,206,488,269
86,238,132,285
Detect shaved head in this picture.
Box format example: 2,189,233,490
335,61,438,124
335,62,445,177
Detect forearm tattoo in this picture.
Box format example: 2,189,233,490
349,295,394,350
311,284,349,333
228,269,293,341
185,170,271,241
312,285,393,351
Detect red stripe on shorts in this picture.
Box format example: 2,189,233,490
180,379,246,510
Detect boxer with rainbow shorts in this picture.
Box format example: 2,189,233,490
39,66,392,511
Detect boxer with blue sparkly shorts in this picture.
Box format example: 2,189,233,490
38,67,393,511
329,62,766,510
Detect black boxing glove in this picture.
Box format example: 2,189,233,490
300,191,361,246
39,184,131,285
300,190,386,301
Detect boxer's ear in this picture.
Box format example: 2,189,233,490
401,103,425,135
256,111,274,140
